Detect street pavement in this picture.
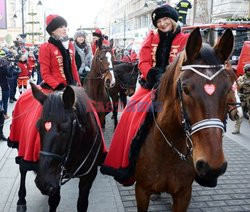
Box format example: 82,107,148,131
0,89,250,212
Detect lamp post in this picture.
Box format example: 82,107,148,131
123,10,126,48
21,0,25,36
13,0,26,37
114,10,126,48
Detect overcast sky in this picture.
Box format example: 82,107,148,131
42,0,106,36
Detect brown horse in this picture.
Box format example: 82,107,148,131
133,28,235,211
85,43,115,129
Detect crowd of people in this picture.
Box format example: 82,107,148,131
1,2,249,145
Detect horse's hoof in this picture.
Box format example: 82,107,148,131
150,192,161,201
17,204,27,212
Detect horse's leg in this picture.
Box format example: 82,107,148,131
17,165,27,212
135,182,150,212
77,167,98,212
172,187,192,212
48,190,61,212
112,96,119,130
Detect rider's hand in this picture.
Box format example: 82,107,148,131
146,67,164,88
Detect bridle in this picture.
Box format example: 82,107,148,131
153,64,228,161
39,113,102,186
87,49,113,80
115,63,138,90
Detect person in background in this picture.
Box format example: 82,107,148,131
101,4,189,188
91,28,110,55
130,50,138,63
6,46,19,103
74,29,93,85
0,97,7,141
121,50,132,63
17,54,29,94
27,51,36,82
232,64,250,134
34,49,42,85
0,52,11,119
175,0,192,26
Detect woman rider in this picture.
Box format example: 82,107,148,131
101,4,189,185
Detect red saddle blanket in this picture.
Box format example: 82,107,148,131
101,86,156,185
8,86,107,164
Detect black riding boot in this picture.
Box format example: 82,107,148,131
0,109,7,141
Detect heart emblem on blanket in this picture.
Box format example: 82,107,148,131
204,84,216,95
45,122,52,131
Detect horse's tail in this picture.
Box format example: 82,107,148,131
119,92,127,108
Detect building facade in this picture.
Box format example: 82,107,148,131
0,0,44,46
108,0,249,48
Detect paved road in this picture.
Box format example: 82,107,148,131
0,92,250,211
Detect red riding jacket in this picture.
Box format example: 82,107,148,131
17,61,29,78
39,41,80,89
28,56,36,71
139,29,189,80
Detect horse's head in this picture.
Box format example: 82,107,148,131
31,84,77,196
93,42,115,88
167,28,235,187
114,63,139,96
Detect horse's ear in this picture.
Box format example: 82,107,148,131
185,27,202,62
97,37,103,50
62,86,75,109
30,82,47,105
214,29,234,63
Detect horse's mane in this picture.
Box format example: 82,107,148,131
41,86,89,124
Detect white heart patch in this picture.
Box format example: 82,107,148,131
231,82,237,91
204,84,216,95
45,122,52,131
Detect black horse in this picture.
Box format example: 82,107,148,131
31,83,105,212
109,62,139,129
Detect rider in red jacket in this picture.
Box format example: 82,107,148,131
101,4,189,185
8,14,81,165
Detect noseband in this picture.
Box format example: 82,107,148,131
153,64,228,161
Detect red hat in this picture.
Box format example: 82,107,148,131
46,14,67,35
92,28,102,38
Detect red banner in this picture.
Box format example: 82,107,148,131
0,0,7,29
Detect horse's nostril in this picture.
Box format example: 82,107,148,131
196,160,209,177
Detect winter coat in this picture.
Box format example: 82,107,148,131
39,39,80,89
74,42,93,75
0,58,11,90
17,61,29,78
28,56,36,71
139,29,189,80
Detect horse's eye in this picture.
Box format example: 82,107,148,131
182,85,190,95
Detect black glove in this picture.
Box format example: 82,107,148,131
146,67,164,88
54,83,65,91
